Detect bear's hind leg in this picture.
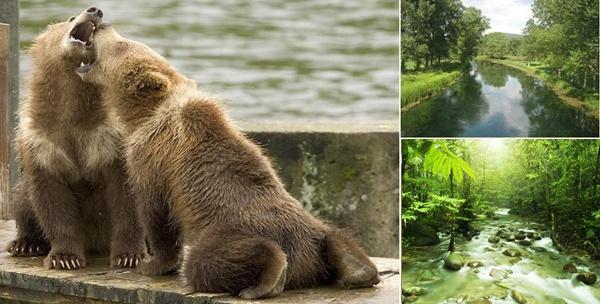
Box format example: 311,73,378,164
324,228,380,289
183,229,287,300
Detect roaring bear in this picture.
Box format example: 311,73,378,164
6,8,145,270
78,10,380,299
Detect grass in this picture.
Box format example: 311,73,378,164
401,62,465,109
478,56,599,117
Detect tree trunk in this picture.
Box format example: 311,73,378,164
592,142,600,197
448,169,455,252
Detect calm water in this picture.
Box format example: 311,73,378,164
402,61,599,137
19,0,398,121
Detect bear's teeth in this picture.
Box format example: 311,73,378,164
80,62,85,67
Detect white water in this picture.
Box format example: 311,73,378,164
403,208,600,303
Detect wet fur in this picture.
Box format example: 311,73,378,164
86,25,379,298
6,11,145,269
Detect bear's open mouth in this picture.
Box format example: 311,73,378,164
69,20,96,47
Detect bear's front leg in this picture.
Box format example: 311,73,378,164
104,163,146,268
27,168,86,270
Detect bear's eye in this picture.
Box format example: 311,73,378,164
68,16,75,22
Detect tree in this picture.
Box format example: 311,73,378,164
481,32,510,59
455,7,490,64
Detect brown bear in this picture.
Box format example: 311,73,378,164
79,11,380,299
6,8,145,270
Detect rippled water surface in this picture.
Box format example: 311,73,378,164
19,0,399,121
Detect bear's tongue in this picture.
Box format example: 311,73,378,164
69,21,95,46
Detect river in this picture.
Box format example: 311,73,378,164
19,0,399,121
401,61,599,137
402,209,600,303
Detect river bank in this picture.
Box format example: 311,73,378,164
401,62,466,111
478,57,599,119
401,209,600,303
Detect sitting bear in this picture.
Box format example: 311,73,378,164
6,8,145,270
79,10,380,299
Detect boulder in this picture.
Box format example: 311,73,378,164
510,289,527,304
444,252,465,271
526,232,534,238
490,268,508,280
576,272,597,285
488,236,501,243
404,222,440,246
518,240,532,246
507,234,516,241
402,286,426,296
562,262,577,273
532,234,542,240
515,233,526,240
467,260,484,268
503,249,522,257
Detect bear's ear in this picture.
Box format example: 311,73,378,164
127,70,171,99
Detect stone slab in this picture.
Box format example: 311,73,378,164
0,221,399,303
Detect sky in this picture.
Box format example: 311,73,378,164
462,0,533,34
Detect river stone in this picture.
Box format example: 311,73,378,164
444,252,464,270
404,222,440,246
530,246,547,252
467,260,484,268
402,286,426,296
467,299,491,304
532,233,542,240
526,232,534,238
419,269,438,282
484,247,495,252
518,240,532,246
503,249,522,257
509,257,521,264
562,262,577,273
490,268,508,279
515,233,526,240
510,289,528,304
507,234,516,241
576,272,597,285
405,295,418,303
488,236,500,243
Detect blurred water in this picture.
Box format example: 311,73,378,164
18,0,399,121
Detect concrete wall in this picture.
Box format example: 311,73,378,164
244,122,399,258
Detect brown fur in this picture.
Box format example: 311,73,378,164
6,9,145,270
82,19,379,299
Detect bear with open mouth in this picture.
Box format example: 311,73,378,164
77,8,380,299
6,8,145,270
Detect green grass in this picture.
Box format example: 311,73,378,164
401,62,464,108
479,56,599,114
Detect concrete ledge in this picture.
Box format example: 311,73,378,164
0,221,399,304
244,122,399,258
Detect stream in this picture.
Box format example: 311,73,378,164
402,209,600,303
401,61,599,137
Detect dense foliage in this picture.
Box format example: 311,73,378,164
401,0,489,71
402,139,600,259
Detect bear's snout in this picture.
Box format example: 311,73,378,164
86,7,103,19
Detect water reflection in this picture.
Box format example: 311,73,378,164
402,61,599,137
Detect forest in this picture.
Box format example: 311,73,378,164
401,139,600,303
478,0,599,108
400,0,489,106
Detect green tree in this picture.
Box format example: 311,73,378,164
455,7,490,64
